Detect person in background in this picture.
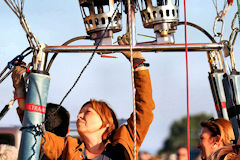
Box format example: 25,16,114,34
0,144,18,160
44,103,70,137
176,147,188,160
152,155,164,160
45,103,70,137
139,151,154,160
16,102,70,137
168,153,177,160
197,118,235,160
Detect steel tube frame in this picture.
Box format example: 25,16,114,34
44,43,223,53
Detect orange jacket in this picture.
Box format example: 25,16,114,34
34,69,155,160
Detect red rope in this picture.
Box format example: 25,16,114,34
183,0,190,159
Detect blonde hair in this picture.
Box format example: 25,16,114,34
0,144,18,160
201,118,235,145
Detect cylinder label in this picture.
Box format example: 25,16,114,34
25,103,46,114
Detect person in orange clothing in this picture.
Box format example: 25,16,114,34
12,33,155,160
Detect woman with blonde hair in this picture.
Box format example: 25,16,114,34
197,118,235,160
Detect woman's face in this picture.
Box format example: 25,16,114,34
76,103,103,136
197,127,220,160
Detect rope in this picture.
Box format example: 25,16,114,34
237,0,240,28
19,123,45,159
127,1,137,160
4,0,40,49
222,1,233,17
211,0,233,17
183,0,190,160
59,54,95,106
212,0,219,16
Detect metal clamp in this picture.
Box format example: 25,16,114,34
229,12,240,47
0,47,33,84
33,43,47,71
213,16,225,41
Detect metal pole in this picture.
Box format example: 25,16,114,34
129,6,136,45
43,43,224,53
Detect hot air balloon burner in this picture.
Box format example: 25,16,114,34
139,0,179,44
78,0,122,45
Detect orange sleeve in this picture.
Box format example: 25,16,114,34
41,131,66,159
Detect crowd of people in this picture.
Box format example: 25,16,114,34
138,147,189,160
1,33,240,160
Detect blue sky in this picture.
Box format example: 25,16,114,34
0,0,239,154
